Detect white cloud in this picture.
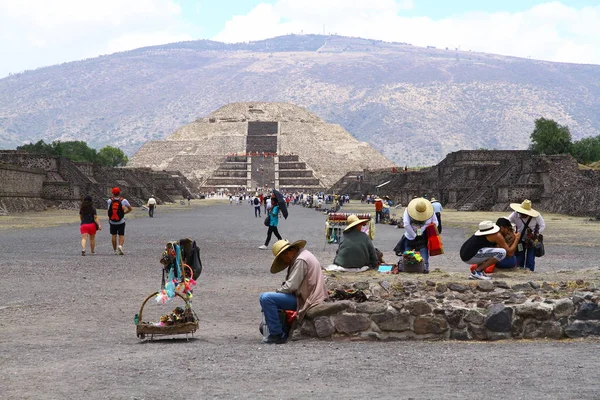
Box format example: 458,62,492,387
213,0,600,65
0,0,193,77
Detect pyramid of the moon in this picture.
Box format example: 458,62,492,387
128,102,396,192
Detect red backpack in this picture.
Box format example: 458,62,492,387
108,197,125,222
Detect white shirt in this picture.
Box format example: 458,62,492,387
403,208,439,240
147,197,156,206
432,201,443,213
508,212,546,235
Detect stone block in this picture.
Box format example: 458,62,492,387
354,302,389,314
333,313,371,334
484,304,513,332
514,302,553,320
487,331,512,341
448,283,469,293
413,316,449,335
435,283,448,293
564,320,600,338
306,301,353,318
553,299,574,319
314,316,335,338
476,280,495,292
445,308,466,328
450,329,470,341
574,302,600,320
464,309,485,325
493,281,510,289
511,283,533,291
404,299,433,316
372,310,412,332
467,323,488,340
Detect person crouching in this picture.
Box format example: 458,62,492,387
460,220,520,280
259,240,328,344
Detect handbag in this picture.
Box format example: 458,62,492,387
264,215,270,227
534,234,545,257
426,224,444,256
393,235,406,256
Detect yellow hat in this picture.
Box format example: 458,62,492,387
343,214,369,232
407,197,433,221
510,199,539,217
270,239,307,274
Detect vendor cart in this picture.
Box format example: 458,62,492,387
324,212,373,248
135,239,201,340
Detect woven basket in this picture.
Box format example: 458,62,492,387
136,291,198,339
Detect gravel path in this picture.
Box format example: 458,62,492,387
1,201,599,399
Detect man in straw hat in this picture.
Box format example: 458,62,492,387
460,220,520,280
507,199,546,271
332,215,379,269
259,240,328,344
401,197,439,273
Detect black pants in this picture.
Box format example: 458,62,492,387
149,205,155,218
436,212,442,234
254,206,261,217
265,226,282,246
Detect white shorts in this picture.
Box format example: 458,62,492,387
464,247,506,265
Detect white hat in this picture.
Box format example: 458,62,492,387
475,220,500,236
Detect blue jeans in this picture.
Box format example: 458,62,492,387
404,241,430,272
516,248,536,271
259,292,297,336
496,255,517,269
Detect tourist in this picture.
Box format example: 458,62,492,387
332,215,378,269
107,187,132,255
253,195,261,218
265,196,272,215
460,220,520,280
431,197,443,233
259,239,328,344
374,197,384,223
79,195,101,256
229,195,233,205
494,218,518,269
147,194,156,218
187,195,191,205
402,197,439,273
508,199,546,271
259,196,282,250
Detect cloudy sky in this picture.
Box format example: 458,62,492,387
1,0,599,78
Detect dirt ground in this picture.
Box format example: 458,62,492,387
1,199,599,399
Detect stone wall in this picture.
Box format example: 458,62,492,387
330,150,600,217
294,278,600,341
0,151,196,213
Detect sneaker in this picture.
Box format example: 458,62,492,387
91,251,95,255
261,333,287,344
117,245,124,255
81,250,86,256
470,270,492,280
258,245,268,250
114,250,119,255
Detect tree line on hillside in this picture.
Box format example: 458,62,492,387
17,140,128,167
530,118,600,164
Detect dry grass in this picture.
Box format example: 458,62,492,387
0,198,228,230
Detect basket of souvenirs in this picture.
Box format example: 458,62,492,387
135,239,202,339
397,250,424,273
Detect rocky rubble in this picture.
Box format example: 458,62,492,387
293,277,600,341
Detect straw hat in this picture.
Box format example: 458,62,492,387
344,214,369,232
431,197,438,202
270,239,307,274
509,199,539,217
475,220,500,236
407,197,434,221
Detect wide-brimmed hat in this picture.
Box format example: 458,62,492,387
270,239,307,274
431,197,438,202
407,198,434,221
475,220,500,236
510,199,539,217
344,214,369,232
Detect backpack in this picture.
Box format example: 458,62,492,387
108,197,125,222
253,197,259,205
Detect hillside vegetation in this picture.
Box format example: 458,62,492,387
1,34,599,166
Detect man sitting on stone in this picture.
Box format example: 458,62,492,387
259,240,328,344
331,215,379,271
460,220,520,280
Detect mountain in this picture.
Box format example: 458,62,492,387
1,34,599,166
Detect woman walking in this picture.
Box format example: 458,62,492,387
79,195,102,255
259,196,282,250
